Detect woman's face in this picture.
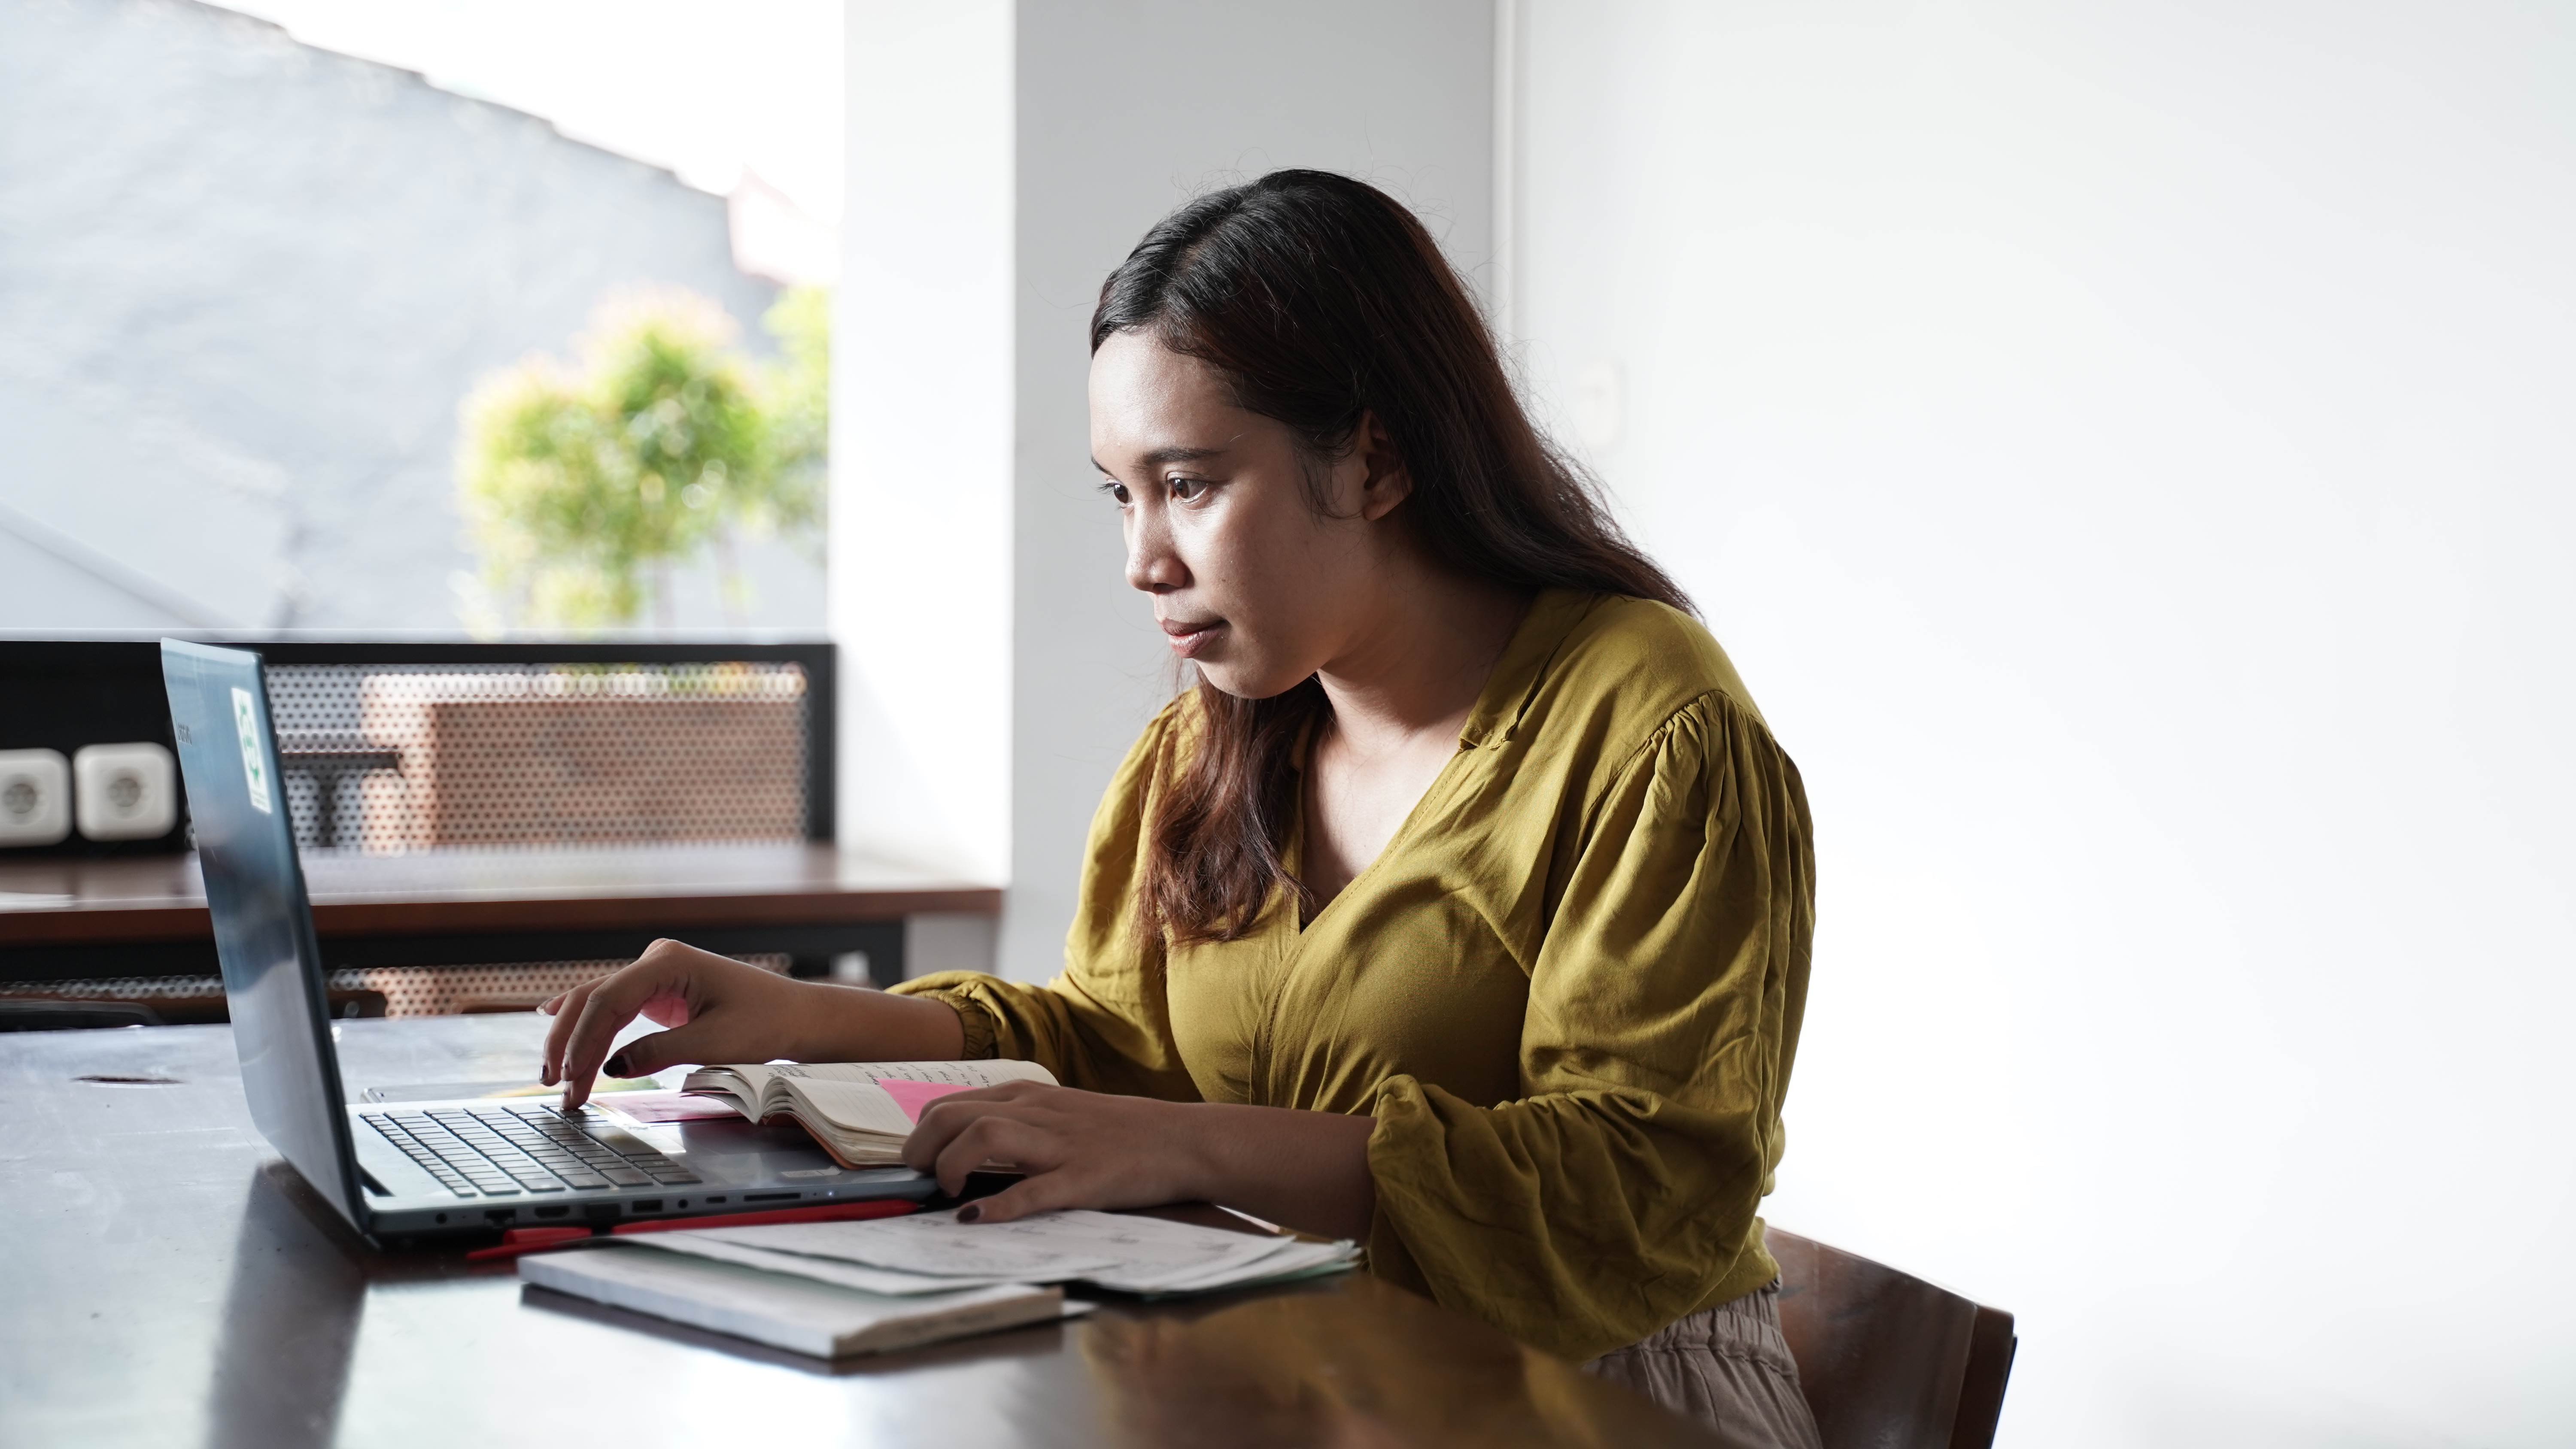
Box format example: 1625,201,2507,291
1089,330,1407,700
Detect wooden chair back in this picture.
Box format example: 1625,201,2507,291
1766,1227,2016,1449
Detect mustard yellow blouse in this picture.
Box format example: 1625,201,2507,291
891,589,1814,1361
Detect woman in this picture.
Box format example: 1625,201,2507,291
540,170,1820,1445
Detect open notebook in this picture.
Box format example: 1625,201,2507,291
680,1059,1057,1168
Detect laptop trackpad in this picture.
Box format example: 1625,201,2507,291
659,1115,901,1189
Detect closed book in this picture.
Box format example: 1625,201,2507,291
520,1243,1065,1358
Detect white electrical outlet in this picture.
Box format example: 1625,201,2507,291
74,742,179,842
0,749,72,847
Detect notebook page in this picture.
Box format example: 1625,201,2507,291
1099,1238,1360,1294
653,1225,1355,1298
643,1232,1039,1294
767,1061,1057,1090
778,1076,914,1138
689,1060,1056,1137
691,1209,1294,1285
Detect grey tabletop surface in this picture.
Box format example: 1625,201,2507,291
0,1013,1719,1449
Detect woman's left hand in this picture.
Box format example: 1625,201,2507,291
902,1081,1209,1224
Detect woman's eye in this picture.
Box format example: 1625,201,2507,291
1167,476,1209,502
1101,479,1132,506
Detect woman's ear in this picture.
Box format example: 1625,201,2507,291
1352,412,1413,521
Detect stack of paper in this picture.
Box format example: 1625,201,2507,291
520,1210,1356,1361
645,1208,1362,1297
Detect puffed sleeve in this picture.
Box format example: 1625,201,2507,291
1362,690,1814,1361
887,701,1203,1103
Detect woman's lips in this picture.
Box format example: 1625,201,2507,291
1163,621,1224,658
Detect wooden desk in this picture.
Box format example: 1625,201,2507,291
0,844,1000,987
0,1016,1721,1448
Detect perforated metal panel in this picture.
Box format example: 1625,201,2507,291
261,663,808,852
0,973,228,1004
0,956,790,1019
331,956,793,1016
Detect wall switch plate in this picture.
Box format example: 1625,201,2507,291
0,749,73,846
74,742,179,842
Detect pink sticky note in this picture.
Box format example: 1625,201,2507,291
873,1077,972,1124
612,1091,748,1124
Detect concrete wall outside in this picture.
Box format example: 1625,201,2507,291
0,0,818,633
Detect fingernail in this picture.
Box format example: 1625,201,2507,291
605,1052,630,1078
540,1067,554,1086
957,1205,982,1223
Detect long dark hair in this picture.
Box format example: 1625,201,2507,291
1092,170,1688,946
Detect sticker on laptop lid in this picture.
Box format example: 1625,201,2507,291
230,686,272,815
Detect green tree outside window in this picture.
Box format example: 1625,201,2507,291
457,285,827,632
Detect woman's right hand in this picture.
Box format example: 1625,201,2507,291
540,940,814,1107
537,939,963,1108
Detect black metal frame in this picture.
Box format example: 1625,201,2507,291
0,637,838,847
0,637,899,991
0,922,904,991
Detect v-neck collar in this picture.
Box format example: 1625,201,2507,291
1457,588,1596,750
1281,588,1595,932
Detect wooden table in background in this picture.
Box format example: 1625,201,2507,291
0,1015,1721,1448
0,843,999,987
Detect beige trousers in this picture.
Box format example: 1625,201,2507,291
1582,1282,1825,1449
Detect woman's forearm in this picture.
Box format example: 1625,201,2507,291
1179,1102,1377,1241
792,981,967,1064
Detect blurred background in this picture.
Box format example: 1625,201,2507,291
4,2,2572,1445
0,0,838,632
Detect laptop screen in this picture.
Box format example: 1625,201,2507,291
161,640,362,1228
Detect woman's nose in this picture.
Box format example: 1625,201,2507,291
1125,512,1187,594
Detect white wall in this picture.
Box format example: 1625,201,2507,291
839,0,1496,973
835,0,1017,877
1513,3,2576,1445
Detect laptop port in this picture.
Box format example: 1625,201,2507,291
630,1199,663,1213
533,1206,570,1219
484,1209,516,1224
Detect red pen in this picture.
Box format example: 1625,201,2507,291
465,1196,919,1261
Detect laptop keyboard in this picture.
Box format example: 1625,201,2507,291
366,1104,702,1199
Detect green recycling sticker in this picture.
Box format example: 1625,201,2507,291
230,687,272,815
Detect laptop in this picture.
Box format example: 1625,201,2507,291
159,640,936,1245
